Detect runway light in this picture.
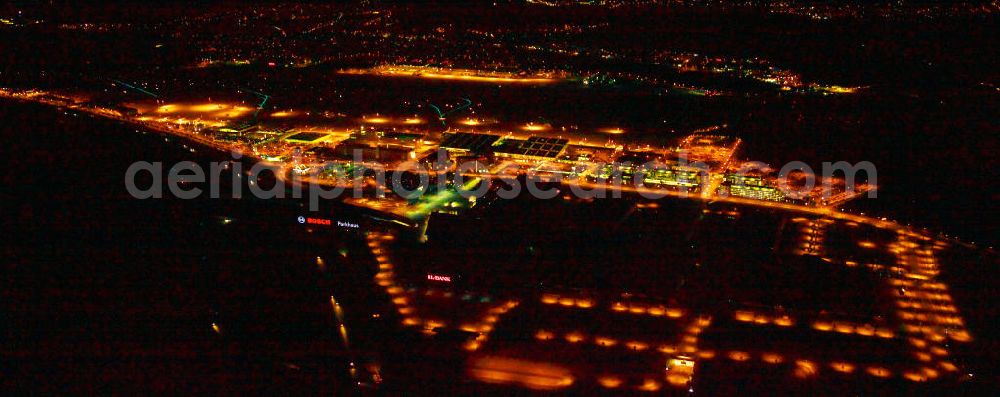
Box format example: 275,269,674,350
565,332,585,343
812,321,833,331
939,361,958,372
774,316,794,326
794,360,817,378
875,328,895,338
761,353,783,364
950,330,973,342
626,341,648,351
734,311,754,322
830,362,855,373
903,371,926,382
638,379,661,392
867,366,891,378
834,322,854,334
363,116,389,124
598,376,622,388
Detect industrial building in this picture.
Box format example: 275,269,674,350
493,136,569,162
439,132,502,155
283,131,331,144
332,141,413,163
720,173,787,202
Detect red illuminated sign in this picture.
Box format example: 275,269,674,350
298,216,358,228
427,274,452,282
308,218,331,225
296,216,333,226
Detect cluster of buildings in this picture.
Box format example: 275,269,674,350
0,88,853,208
144,109,807,205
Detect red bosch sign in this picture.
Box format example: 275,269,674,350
298,216,331,226
427,274,452,282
